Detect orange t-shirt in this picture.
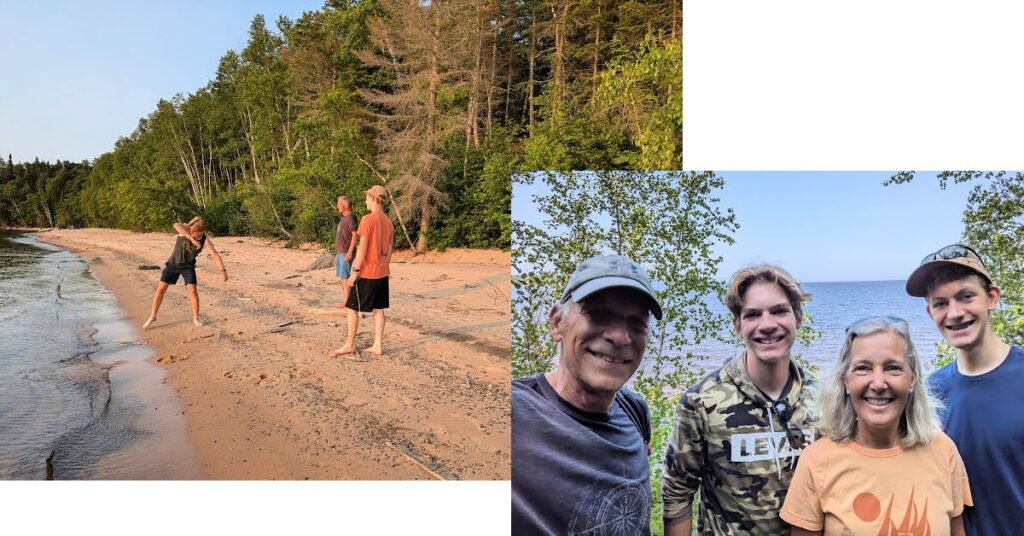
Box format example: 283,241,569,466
356,210,394,279
781,433,972,535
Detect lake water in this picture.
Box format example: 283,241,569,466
0,231,202,479
681,280,946,377
516,279,948,379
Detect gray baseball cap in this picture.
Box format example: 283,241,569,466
559,254,663,320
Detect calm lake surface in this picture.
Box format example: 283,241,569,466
0,231,201,479
516,279,948,379
681,280,946,377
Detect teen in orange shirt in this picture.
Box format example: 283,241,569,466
781,316,971,536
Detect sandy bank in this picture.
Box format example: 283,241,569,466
37,228,510,480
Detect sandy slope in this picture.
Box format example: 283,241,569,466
38,228,510,480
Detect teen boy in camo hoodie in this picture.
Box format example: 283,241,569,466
662,265,818,536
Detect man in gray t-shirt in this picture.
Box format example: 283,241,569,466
512,255,663,535
335,195,358,306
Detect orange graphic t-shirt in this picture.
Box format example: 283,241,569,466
781,432,972,536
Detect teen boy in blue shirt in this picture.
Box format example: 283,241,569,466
907,244,1024,535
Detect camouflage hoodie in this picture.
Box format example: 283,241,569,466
662,354,818,535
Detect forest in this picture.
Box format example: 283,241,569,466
0,0,681,251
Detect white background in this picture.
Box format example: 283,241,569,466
684,0,1024,170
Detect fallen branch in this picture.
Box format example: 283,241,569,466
384,441,445,481
483,279,509,303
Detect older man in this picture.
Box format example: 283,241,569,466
332,185,394,358
512,254,663,536
335,195,358,307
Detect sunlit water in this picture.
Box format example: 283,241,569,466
0,232,202,479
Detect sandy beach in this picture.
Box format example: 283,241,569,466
37,228,510,480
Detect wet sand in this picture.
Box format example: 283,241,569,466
38,228,511,480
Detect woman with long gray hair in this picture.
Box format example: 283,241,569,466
142,216,228,329
781,316,972,536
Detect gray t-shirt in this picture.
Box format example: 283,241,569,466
167,235,205,266
512,373,652,536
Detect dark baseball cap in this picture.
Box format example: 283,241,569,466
559,254,663,320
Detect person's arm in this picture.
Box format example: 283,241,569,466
662,394,706,534
947,434,971,536
779,440,824,535
172,222,200,246
345,224,369,288
950,515,965,536
345,230,357,262
204,239,228,282
665,518,690,536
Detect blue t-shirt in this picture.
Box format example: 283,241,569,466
928,345,1024,536
512,374,652,536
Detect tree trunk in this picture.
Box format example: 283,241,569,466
552,1,570,102
486,19,497,133
40,200,53,228
415,206,431,253
527,9,537,133
427,10,440,154
592,2,602,79
243,108,291,239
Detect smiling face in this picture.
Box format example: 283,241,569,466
926,276,1000,351
549,287,651,398
845,331,914,444
733,281,800,368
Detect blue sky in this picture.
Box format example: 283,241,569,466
0,0,324,163
513,172,978,283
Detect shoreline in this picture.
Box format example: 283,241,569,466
69,303,205,479
1,234,202,479
36,228,511,479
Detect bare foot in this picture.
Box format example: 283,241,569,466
143,316,156,330
365,346,383,356
330,346,357,357
193,318,203,327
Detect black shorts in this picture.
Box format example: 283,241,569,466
160,262,198,286
346,276,389,312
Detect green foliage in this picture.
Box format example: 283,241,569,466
961,172,1024,349
0,159,91,228
592,32,682,170
9,0,679,250
512,171,739,528
522,26,682,171
203,190,249,236
427,130,516,250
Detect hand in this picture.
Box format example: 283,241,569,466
221,270,229,282
345,252,353,262
345,274,357,288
